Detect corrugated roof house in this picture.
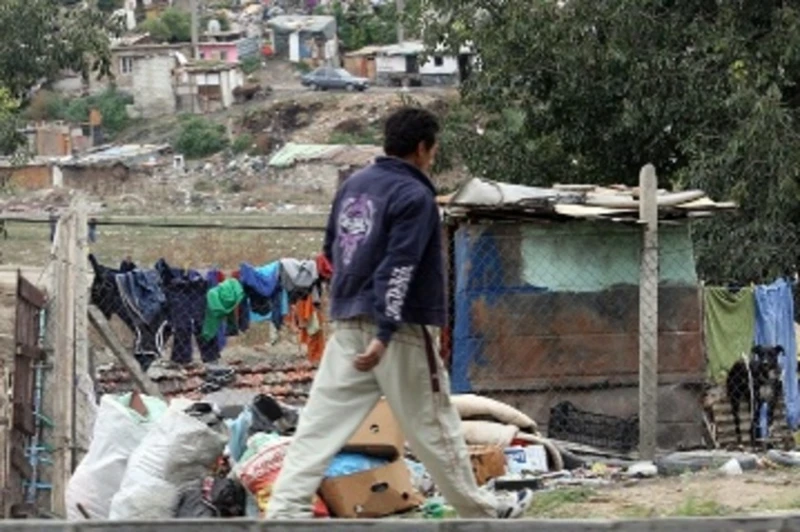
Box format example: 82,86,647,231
440,177,735,451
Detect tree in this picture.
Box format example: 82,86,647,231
424,0,800,284
96,0,123,13
317,0,422,52
0,0,118,100
0,87,25,156
142,8,192,43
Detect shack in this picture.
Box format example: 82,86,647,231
266,15,337,65
268,142,381,195
441,178,736,451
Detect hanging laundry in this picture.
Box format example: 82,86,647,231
280,258,321,304
754,278,800,429
250,288,290,331
89,255,167,371
113,268,171,369
156,259,220,365
206,269,228,351
290,295,325,363
704,285,756,384
316,253,333,281
239,262,284,329
202,278,246,341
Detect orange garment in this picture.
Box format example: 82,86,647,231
291,296,325,363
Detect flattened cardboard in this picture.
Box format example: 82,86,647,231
469,445,506,486
319,458,423,518
344,398,405,458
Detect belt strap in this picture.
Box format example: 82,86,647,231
421,326,441,393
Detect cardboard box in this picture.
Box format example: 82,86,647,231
504,445,549,474
319,458,423,518
469,445,506,486
344,398,405,458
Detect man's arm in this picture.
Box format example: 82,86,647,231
372,191,439,345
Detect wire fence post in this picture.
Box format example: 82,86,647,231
50,208,77,517
639,163,659,460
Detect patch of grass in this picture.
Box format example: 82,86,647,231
671,496,732,517
526,488,595,517
328,130,379,145
231,133,255,154
621,504,658,518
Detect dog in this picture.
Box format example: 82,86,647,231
726,345,785,447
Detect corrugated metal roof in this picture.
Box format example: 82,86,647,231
268,143,381,168
267,15,335,33
379,41,426,56
443,177,736,221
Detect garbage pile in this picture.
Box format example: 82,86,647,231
65,391,571,520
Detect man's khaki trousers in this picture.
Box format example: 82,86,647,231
266,319,497,518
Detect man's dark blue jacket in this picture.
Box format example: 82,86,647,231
323,156,445,344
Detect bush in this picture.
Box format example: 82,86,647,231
24,88,132,137
139,17,172,43
231,133,254,154
25,90,65,121
174,115,228,158
240,56,262,75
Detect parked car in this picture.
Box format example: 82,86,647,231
301,67,369,92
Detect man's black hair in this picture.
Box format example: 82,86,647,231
383,107,440,158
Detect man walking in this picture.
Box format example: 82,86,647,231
267,107,534,519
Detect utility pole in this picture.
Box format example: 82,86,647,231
396,0,405,43
190,0,199,60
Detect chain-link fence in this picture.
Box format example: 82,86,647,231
440,218,705,456
5,190,800,517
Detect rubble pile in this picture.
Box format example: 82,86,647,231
65,380,576,521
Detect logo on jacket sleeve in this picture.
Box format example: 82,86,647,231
337,194,375,266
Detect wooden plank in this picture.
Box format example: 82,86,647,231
88,306,163,399
9,445,31,481
14,344,43,361
15,273,45,309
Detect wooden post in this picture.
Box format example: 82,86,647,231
638,163,659,460
72,199,89,471
50,210,77,517
87,307,163,399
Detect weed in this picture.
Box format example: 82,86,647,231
671,496,731,517
231,133,255,154
328,130,379,145
526,488,595,517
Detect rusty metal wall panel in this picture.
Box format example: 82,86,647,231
450,222,705,393
466,286,704,390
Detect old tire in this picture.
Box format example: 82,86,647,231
346,84,355,92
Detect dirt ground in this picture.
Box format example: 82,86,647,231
526,468,800,518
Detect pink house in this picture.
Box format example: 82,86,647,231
199,41,239,63
198,30,261,64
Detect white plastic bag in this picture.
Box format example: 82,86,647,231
66,393,167,520
108,401,229,520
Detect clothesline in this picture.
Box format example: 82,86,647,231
90,253,333,379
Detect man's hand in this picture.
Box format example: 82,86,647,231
354,339,387,372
